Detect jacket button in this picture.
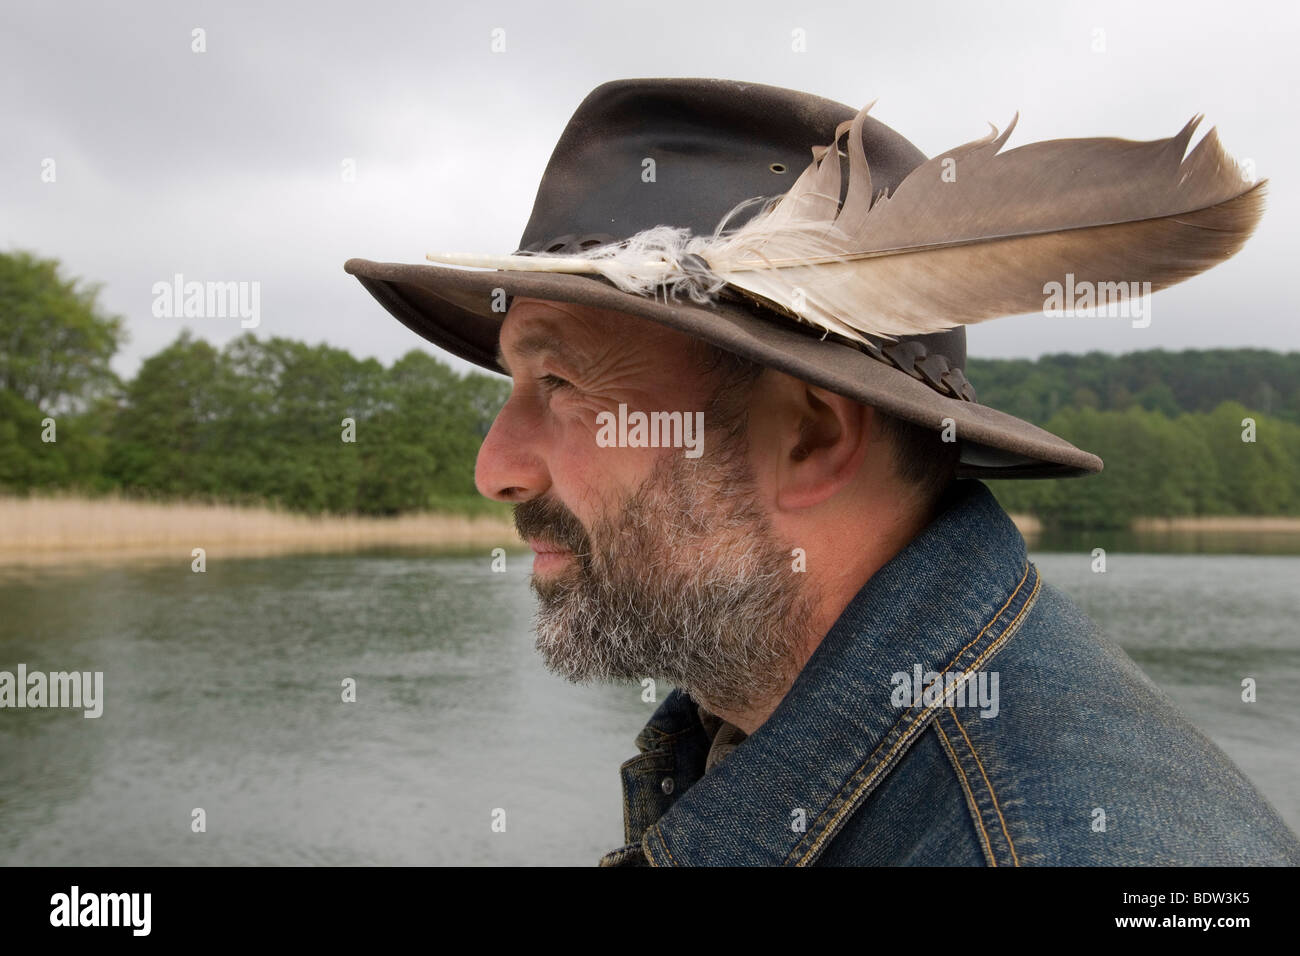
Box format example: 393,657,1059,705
660,777,675,795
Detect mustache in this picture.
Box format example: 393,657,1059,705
514,496,591,556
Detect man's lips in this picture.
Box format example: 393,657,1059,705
528,538,575,572
527,538,572,555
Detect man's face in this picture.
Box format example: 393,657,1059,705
475,297,815,713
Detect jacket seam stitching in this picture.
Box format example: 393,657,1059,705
622,729,690,846
598,844,642,867
635,726,697,751
949,706,1020,866
621,753,676,771
788,562,1038,865
650,823,678,866
621,769,635,846
933,719,997,867
620,751,675,845
641,828,659,867
789,562,1032,864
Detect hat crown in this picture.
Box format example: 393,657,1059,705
515,78,922,248
511,77,966,374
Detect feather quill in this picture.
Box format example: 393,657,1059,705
427,103,1265,344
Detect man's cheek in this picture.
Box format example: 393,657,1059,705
544,437,605,534
558,415,635,489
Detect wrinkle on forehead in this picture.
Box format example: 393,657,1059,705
500,297,683,368
495,299,594,374
497,297,728,412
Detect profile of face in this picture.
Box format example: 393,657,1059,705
475,297,816,713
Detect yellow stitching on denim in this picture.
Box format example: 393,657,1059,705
949,706,1020,867
789,563,1032,863
642,833,661,868
652,823,679,866
791,563,1039,865
621,752,675,772
621,740,680,843
934,719,996,867
621,759,670,842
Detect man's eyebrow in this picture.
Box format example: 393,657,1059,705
494,331,583,376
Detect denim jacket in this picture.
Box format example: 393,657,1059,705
598,479,1300,866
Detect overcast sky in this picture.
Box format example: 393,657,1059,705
4,0,1296,383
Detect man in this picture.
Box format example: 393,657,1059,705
346,78,1300,865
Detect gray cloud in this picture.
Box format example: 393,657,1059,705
3,0,1295,383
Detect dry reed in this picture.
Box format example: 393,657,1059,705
0,493,522,566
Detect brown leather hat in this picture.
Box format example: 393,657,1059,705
345,77,1103,478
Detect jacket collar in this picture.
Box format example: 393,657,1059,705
639,478,1041,866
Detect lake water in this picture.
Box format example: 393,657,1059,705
1,546,1297,865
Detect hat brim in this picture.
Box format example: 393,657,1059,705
343,258,1102,479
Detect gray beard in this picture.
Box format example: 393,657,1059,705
519,445,816,714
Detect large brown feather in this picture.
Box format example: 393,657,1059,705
426,103,1265,343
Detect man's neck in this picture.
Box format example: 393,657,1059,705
698,491,938,736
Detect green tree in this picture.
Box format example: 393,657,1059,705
1185,403,1297,515
103,331,225,495
0,250,126,414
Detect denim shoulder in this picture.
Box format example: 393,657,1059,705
822,580,1300,867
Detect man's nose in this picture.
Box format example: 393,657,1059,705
474,391,550,503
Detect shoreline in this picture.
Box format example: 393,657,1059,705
1007,513,1300,535
3,496,1298,568
1130,516,1300,533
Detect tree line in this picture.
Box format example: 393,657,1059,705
1,250,510,515
2,250,1297,526
966,350,1300,424
988,403,1300,528
1,329,511,515
965,352,1300,526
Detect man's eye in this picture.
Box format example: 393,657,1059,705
537,373,573,393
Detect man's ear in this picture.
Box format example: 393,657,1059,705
770,379,877,511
